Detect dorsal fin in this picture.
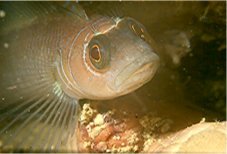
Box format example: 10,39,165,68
61,1,89,20
0,1,89,35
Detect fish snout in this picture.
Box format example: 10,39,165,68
112,51,159,94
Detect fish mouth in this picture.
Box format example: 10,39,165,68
113,53,159,94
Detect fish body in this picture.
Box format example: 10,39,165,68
0,2,159,152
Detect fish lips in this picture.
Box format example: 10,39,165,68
111,51,160,94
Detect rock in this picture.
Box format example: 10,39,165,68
145,121,227,153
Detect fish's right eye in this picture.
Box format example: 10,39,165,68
90,44,101,63
88,35,111,70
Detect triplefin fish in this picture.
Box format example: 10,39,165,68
0,2,159,152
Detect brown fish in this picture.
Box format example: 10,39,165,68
0,2,159,152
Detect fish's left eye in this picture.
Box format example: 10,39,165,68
126,19,152,43
131,24,146,41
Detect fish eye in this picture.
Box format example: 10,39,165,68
131,24,146,41
90,44,101,62
88,35,111,70
125,18,152,43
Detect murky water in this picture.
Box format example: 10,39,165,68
0,1,226,152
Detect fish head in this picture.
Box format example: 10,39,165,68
68,17,160,99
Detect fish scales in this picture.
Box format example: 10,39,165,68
0,1,160,152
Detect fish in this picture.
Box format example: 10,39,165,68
0,1,160,152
